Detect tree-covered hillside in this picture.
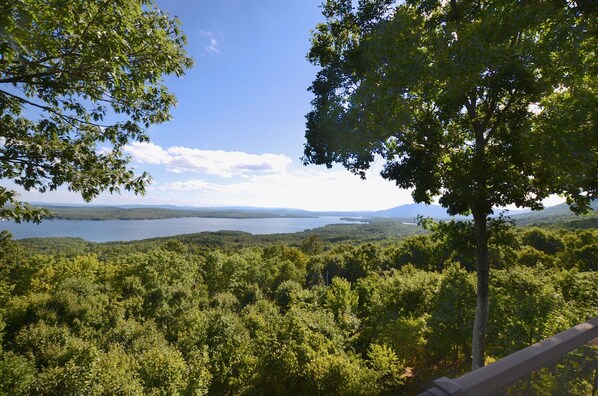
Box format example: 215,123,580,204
1,225,596,395
39,206,318,221
512,201,598,228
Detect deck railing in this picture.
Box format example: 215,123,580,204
419,316,598,396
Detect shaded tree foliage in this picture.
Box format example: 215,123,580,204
303,0,596,368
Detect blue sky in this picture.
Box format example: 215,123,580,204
10,0,416,211
4,1,565,211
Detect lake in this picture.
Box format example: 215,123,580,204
0,216,361,242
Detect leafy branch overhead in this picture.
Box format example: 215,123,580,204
0,0,193,222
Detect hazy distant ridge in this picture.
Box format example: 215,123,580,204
30,201,596,222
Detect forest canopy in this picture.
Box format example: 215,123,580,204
0,225,596,394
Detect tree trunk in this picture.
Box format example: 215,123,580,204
463,340,471,368
471,210,490,370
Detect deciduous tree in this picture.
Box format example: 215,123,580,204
0,0,193,222
304,0,596,369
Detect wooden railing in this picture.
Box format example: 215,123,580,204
419,316,598,396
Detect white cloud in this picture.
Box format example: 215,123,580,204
125,142,292,178
206,37,220,54
124,142,172,164
122,143,414,210
199,30,220,54
153,162,413,211
541,195,566,207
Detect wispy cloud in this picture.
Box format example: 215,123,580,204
125,142,292,178
199,30,220,54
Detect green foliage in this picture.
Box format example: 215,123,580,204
390,234,437,271
367,344,408,391
0,0,193,222
87,345,144,395
306,352,378,395
355,267,440,373
521,227,565,255
0,225,595,394
300,234,325,255
517,246,558,268
304,0,597,368
488,266,572,356
556,270,598,320
325,277,360,331
203,310,256,394
0,351,36,396
561,228,598,271
428,264,476,368
304,0,597,214
423,216,519,270
137,343,188,395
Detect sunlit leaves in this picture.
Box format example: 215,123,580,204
0,229,596,394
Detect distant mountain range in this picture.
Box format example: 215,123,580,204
508,200,598,227
362,201,598,221
511,200,598,217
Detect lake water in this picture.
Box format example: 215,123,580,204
0,216,361,242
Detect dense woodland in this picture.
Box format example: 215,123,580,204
0,222,596,395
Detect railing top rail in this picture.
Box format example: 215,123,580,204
419,316,598,396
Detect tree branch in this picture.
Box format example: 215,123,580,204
465,95,486,149
66,0,113,59
482,95,498,131
0,89,113,128
0,71,57,84
0,156,56,172
484,97,514,145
